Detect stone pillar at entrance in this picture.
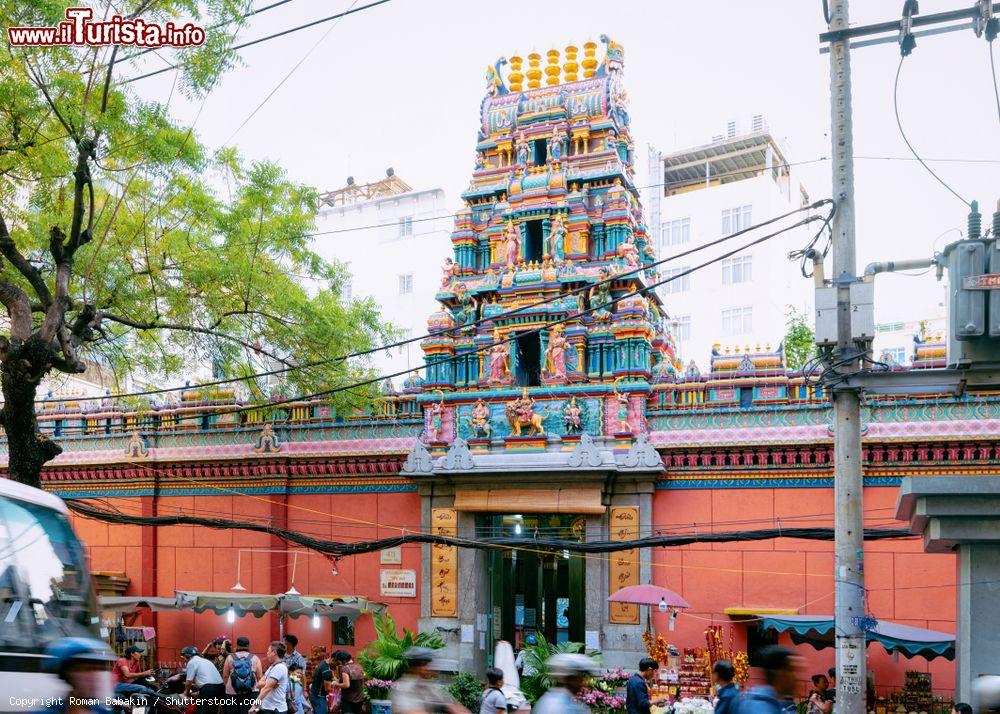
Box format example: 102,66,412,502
896,476,1000,702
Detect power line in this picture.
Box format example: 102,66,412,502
36,208,829,436
893,55,972,208
123,0,392,84
35,202,824,405
118,0,301,64
990,41,1000,126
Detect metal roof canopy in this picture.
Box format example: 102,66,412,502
661,132,788,189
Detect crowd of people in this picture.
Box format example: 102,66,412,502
41,632,1000,714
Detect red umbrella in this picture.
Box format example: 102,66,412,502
608,584,690,609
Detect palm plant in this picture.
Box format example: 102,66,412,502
519,633,601,704
358,611,445,681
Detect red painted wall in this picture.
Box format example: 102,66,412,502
73,491,423,664
74,484,956,694
649,486,956,698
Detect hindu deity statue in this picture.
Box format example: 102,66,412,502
487,335,510,385
470,398,492,438
615,391,631,433
543,324,568,382
451,282,478,328
617,234,641,271
588,268,614,321
502,221,521,268
427,401,444,442
515,132,529,165
548,126,565,162
505,388,545,437
546,214,567,263
563,397,583,434
441,257,459,288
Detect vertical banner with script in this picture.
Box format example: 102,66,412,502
431,508,458,617
609,506,640,624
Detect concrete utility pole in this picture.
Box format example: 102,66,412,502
827,2,868,712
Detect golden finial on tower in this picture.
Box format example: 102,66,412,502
526,52,542,89
563,44,579,82
582,40,598,78
509,54,524,92
545,49,561,85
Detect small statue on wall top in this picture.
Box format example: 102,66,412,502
451,282,478,328
588,268,614,321
441,257,459,288
516,133,529,165
505,388,545,437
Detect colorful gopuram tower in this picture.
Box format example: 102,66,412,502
411,36,679,452
404,38,679,671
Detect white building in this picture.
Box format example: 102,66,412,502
313,170,452,382
647,117,814,370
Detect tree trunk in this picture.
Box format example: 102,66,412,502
1,339,62,489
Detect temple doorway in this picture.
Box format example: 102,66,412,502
480,514,586,658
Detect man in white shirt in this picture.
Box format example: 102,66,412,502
181,645,225,714
255,641,290,714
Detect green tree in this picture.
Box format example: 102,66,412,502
0,1,392,487
782,305,816,372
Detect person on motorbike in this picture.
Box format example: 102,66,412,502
532,653,599,714
390,647,469,714
181,645,226,714
37,637,117,714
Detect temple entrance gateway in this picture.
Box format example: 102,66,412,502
480,514,586,658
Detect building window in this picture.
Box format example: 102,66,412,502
340,282,353,301
722,306,753,336
661,218,691,247
721,205,752,236
722,255,753,285
882,347,907,365
673,315,691,341
398,273,413,295
398,216,413,237
663,267,691,293
747,625,779,667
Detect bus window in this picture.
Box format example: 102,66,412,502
0,496,98,647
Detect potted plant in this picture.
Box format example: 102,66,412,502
448,672,485,712
519,632,601,704
358,612,445,681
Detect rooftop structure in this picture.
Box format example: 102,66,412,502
648,117,814,368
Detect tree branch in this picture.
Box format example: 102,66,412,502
0,277,34,341
0,212,52,307
98,311,294,366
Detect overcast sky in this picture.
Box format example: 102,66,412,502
127,0,1000,326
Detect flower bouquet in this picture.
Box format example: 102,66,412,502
365,679,394,701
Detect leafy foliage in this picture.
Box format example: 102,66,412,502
782,306,816,372
447,672,485,712
357,612,445,681
0,0,393,485
519,632,600,704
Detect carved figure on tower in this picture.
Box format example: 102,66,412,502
544,324,568,382
451,282,478,328
506,388,545,437
515,133,529,166
502,221,521,268
470,398,492,438
441,257,459,287
548,126,565,162
427,400,444,442
615,390,631,433
617,234,641,270
547,214,567,263
588,268,614,321
563,397,583,434
487,334,511,385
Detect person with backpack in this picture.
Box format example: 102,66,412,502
223,636,263,714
